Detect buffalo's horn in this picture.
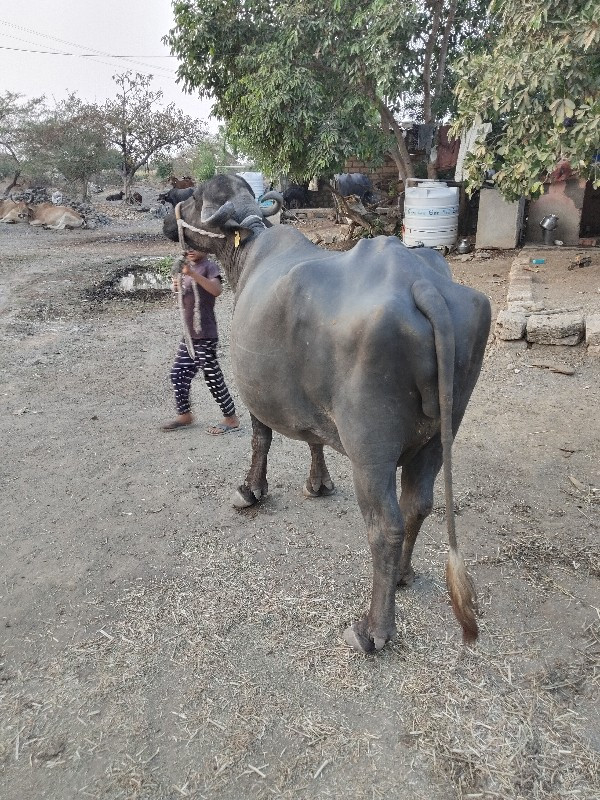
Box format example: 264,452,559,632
259,191,283,217
239,214,266,229
200,201,236,226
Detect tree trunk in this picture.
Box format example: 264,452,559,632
4,169,21,197
122,172,132,201
376,99,414,182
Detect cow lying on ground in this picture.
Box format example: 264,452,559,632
0,199,29,223
158,187,195,207
28,203,85,230
106,191,124,201
168,176,195,189
163,174,491,654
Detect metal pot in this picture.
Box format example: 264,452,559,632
456,237,472,254
540,214,559,231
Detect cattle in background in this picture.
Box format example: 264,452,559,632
282,183,310,210
0,199,29,223
168,176,195,189
163,174,491,654
106,191,124,201
158,187,195,207
28,203,85,230
332,173,384,224
335,173,381,205
126,192,143,205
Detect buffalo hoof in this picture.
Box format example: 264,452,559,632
302,479,335,498
343,622,392,654
397,566,416,588
232,484,264,508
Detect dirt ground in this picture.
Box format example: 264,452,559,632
1,202,599,800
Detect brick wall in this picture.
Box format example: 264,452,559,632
343,155,399,191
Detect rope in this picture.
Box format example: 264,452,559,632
174,203,196,359
173,202,228,357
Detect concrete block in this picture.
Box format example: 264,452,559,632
585,314,600,347
507,282,534,304
526,312,585,345
476,189,525,249
496,309,527,340
497,338,528,351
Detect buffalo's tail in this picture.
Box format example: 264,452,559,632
411,279,478,643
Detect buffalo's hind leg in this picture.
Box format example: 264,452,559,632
397,436,443,587
303,444,335,498
344,461,402,654
233,414,272,508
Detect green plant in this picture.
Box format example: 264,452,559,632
154,256,175,279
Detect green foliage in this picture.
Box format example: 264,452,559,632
103,72,202,194
0,91,46,183
154,155,174,180
452,0,600,199
193,144,217,181
24,95,112,198
153,256,175,279
165,0,491,180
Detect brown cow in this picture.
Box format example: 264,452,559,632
0,199,29,223
28,203,85,230
168,176,195,189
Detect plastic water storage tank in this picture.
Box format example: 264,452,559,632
402,179,459,248
236,171,264,200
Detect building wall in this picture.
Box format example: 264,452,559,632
343,155,400,192
526,179,586,246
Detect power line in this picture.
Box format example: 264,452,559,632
0,44,177,58
0,18,178,77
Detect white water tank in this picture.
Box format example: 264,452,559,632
402,179,459,247
236,171,264,200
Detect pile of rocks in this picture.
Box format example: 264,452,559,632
495,255,599,351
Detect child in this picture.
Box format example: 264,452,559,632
161,249,239,434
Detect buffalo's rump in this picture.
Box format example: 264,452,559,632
231,231,490,455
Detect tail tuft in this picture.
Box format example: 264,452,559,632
445,549,479,643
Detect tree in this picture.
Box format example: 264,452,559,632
0,92,45,195
165,0,491,181
24,95,114,199
452,0,600,199
103,71,200,198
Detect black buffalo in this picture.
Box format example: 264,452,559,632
283,183,310,209
158,187,195,207
163,174,490,655
335,173,380,205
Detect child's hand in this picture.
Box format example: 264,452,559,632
181,262,191,275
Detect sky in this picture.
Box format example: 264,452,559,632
0,1,219,130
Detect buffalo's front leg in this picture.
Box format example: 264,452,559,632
232,414,272,508
343,462,402,654
303,444,335,498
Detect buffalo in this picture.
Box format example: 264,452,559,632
335,173,380,205
168,176,195,189
158,187,195,207
283,183,310,210
163,174,491,654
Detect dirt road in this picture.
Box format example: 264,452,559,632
1,213,599,799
